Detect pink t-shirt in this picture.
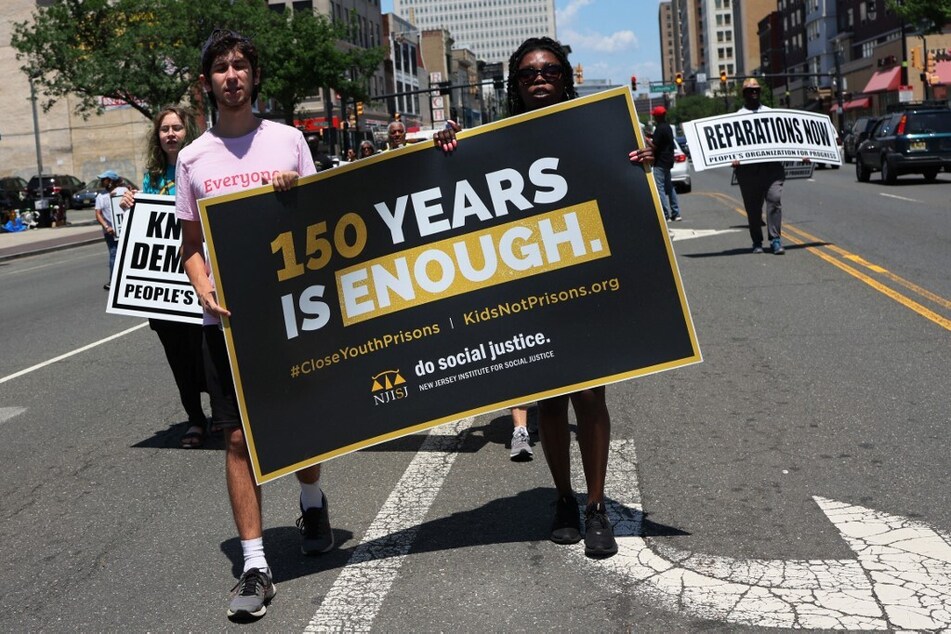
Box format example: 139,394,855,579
176,119,317,324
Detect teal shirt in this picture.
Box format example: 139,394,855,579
142,165,176,195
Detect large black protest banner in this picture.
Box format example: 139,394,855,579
200,87,701,483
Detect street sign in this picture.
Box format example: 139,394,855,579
651,83,677,93
899,85,914,102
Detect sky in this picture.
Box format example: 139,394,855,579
380,0,664,89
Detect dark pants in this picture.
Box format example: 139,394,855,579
735,162,785,245
202,325,241,428
150,318,207,426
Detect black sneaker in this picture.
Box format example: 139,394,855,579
297,493,334,555
584,502,618,558
227,568,276,619
550,494,582,544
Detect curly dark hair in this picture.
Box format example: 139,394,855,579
200,29,260,108
505,37,577,117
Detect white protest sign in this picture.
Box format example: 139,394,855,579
106,194,202,324
682,108,841,172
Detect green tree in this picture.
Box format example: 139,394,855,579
257,7,385,125
11,0,383,124
886,0,951,33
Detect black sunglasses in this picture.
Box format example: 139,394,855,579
515,64,565,85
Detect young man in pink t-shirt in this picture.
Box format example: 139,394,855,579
177,29,326,621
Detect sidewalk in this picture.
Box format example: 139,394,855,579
0,208,103,262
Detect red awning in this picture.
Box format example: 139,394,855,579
829,97,871,113
934,61,951,85
862,67,900,93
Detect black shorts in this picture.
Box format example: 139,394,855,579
203,325,241,428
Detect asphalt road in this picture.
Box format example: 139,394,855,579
0,164,948,631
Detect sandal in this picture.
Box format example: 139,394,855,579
180,425,206,449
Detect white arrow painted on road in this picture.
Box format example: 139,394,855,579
0,407,27,426
307,427,950,631
571,439,951,630
668,227,742,242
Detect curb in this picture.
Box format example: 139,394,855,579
0,233,102,263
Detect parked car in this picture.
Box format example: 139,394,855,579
854,106,951,184
71,176,139,208
27,174,85,209
843,116,879,163
671,136,691,193
675,134,690,159
0,176,33,211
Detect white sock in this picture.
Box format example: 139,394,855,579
299,480,324,510
240,537,268,574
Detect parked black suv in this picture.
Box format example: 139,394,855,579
0,176,33,211
842,116,878,163
854,106,951,184
27,174,85,209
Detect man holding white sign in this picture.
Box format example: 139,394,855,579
731,78,788,255
681,77,841,254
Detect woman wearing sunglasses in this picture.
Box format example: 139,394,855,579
435,37,653,558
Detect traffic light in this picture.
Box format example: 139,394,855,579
910,47,922,70
630,75,637,91
356,101,364,116
493,75,504,90
926,51,936,75
574,64,584,85
719,70,728,84
675,72,683,86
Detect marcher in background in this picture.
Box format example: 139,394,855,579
509,405,534,462
345,147,357,162
358,140,377,159
650,105,682,221
176,29,331,621
387,120,407,150
731,78,786,255
434,36,654,559
121,105,209,448
94,170,128,290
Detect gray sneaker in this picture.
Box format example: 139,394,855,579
510,427,534,461
227,568,276,619
297,493,334,555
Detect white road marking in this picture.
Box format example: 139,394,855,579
305,418,473,633
879,193,920,203
668,228,742,242
304,429,951,631
0,322,148,385
0,407,27,425
572,440,951,630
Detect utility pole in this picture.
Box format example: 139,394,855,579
29,74,47,214
834,48,845,133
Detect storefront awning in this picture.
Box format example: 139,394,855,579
830,97,871,113
862,67,900,93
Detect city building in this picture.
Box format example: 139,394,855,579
0,0,151,186
420,29,456,127
382,12,430,135
659,2,679,85
392,0,556,67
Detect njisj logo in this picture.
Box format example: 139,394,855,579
371,369,409,405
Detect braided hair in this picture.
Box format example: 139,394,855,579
505,37,577,117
